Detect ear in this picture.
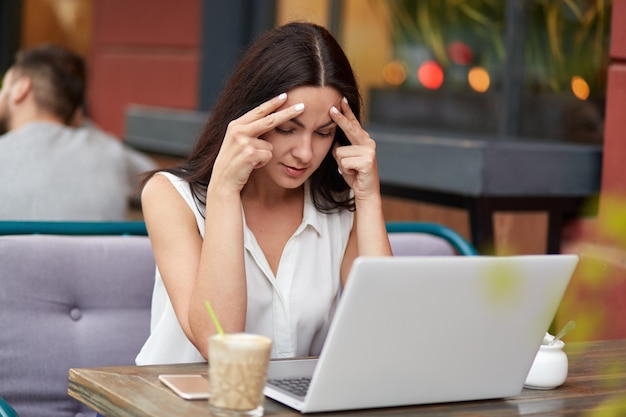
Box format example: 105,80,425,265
10,76,33,104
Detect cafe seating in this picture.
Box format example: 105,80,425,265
0,224,155,417
386,221,477,256
0,220,473,417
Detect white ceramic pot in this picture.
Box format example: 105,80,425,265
524,339,568,390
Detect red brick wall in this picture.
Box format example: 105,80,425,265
599,0,626,202
87,0,201,137
558,0,626,341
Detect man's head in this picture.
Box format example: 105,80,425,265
0,45,86,134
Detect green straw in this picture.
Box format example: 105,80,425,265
204,300,225,336
549,320,576,345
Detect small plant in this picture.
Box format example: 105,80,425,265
374,0,612,96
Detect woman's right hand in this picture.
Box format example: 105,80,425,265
210,93,305,193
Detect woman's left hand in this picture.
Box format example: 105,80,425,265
330,98,380,201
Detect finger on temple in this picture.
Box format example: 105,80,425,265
340,97,358,121
248,102,304,137
236,93,288,125
331,109,368,146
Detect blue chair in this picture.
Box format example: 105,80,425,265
0,220,476,255
0,397,19,417
386,221,478,256
0,221,148,236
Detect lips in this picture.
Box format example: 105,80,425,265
283,164,308,177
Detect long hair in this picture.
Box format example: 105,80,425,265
158,22,360,213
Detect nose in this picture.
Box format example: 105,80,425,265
291,133,313,163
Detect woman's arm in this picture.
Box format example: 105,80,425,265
142,174,246,360
143,94,306,359
332,98,392,284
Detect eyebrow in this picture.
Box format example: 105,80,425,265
289,118,336,130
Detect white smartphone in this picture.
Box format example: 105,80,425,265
158,374,210,400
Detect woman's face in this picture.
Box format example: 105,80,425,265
257,86,342,189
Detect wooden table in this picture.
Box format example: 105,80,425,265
69,339,626,417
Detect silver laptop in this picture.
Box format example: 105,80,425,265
264,254,578,413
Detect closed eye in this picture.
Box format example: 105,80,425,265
275,127,294,135
316,130,334,138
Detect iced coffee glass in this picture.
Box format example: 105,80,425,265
208,333,272,417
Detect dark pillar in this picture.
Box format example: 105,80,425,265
0,0,21,75
328,0,344,43
199,0,276,111
499,0,526,139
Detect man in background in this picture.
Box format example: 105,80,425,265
0,44,156,220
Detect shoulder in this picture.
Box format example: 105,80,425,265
80,126,123,146
0,122,53,142
0,130,19,145
142,172,197,223
142,172,204,244
142,172,180,200
142,172,195,208
144,172,188,192
0,123,63,156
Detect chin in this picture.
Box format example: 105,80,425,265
275,175,308,190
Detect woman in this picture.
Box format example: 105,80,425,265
135,22,392,365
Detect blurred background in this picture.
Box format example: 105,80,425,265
0,0,612,243
2,0,626,341
0,0,611,143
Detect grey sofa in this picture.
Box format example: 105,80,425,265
0,234,155,417
0,221,473,417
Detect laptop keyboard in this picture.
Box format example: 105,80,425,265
267,377,311,398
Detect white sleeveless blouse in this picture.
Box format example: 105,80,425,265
136,172,353,364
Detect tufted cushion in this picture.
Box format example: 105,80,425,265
0,235,155,417
0,231,452,417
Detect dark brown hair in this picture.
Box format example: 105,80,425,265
158,22,360,213
12,44,85,125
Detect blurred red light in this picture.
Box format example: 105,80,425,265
447,42,473,65
417,61,444,89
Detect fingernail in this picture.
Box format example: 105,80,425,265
342,97,348,104
294,103,305,112
331,106,339,114
278,93,287,100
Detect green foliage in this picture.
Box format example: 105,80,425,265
526,0,611,93
378,0,612,95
